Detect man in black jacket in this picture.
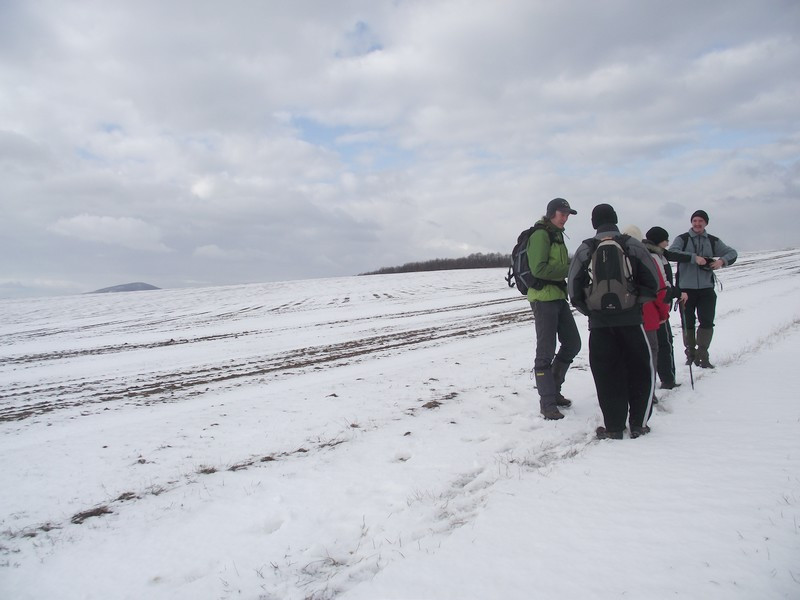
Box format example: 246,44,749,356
567,204,660,440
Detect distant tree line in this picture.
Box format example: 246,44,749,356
359,252,509,276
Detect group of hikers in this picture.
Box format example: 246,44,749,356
524,197,737,440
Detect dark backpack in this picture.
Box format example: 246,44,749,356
505,223,560,295
583,234,638,312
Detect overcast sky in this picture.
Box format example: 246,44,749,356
1,0,798,298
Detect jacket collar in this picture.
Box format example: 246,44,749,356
595,224,619,235
538,217,564,233
643,239,664,255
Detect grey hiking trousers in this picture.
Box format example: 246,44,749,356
531,299,581,410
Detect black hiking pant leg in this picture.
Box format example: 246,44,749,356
656,320,676,384
590,325,653,432
681,292,698,331
626,325,655,428
695,288,717,331
589,328,629,432
645,329,659,394
682,288,717,331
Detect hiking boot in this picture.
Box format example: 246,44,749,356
696,328,714,369
552,359,571,401
595,426,623,440
685,356,695,366
630,425,651,439
541,408,564,420
659,381,681,390
555,393,572,408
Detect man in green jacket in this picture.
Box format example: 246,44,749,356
528,198,582,420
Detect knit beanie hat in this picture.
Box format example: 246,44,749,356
591,203,618,229
645,226,669,245
691,210,709,224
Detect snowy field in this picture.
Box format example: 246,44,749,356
1,249,799,600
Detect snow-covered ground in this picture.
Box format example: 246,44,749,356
1,249,799,600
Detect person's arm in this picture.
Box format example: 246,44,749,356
632,245,659,302
712,238,737,268
667,236,691,259
668,236,708,270
667,236,706,265
663,248,691,263
567,244,590,315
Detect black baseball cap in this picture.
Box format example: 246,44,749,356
546,198,577,216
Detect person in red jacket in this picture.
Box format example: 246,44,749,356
624,226,668,405
644,226,682,389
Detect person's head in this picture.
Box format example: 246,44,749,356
545,197,577,228
646,226,670,249
591,203,618,229
691,210,709,234
622,225,643,241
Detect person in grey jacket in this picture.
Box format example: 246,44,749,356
568,204,660,440
667,210,737,368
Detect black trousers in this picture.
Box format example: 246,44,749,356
589,325,654,432
681,288,717,330
656,320,676,384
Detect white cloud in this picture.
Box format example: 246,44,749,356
191,177,215,199
0,0,798,295
48,214,171,253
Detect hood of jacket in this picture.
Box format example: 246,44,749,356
538,216,565,235
643,239,664,256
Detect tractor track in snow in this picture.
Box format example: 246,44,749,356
0,297,517,366
0,304,529,423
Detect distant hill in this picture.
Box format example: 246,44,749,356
90,282,161,294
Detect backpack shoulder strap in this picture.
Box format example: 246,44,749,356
616,234,635,278
707,234,719,255
517,225,536,244
532,221,561,244
678,232,690,251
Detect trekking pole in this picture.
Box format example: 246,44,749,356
678,301,694,390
